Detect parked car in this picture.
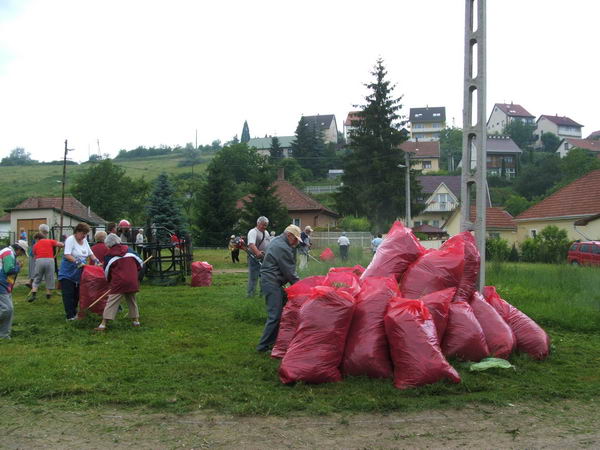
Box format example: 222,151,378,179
567,241,600,266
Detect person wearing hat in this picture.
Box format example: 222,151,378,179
135,228,145,245
0,240,28,339
337,231,350,261
298,225,313,270
228,235,240,263
256,224,301,353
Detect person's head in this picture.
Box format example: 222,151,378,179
33,232,44,241
270,230,275,237
13,240,28,256
94,231,107,243
378,233,382,238
138,228,143,234
106,222,116,233
341,231,346,236
73,223,90,242
39,224,50,235
256,216,269,232
304,226,313,234
284,224,301,247
118,219,131,230
105,233,121,248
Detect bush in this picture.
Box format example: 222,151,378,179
338,216,372,232
486,237,511,261
518,225,570,263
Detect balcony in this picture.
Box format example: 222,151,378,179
423,202,458,213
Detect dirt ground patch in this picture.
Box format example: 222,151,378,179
2,400,598,449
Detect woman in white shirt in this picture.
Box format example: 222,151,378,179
58,223,100,320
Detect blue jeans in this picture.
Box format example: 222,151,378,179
60,278,80,319
257,281,286,351
247,257,262,297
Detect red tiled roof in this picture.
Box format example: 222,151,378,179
516,169,600,220
565,138,600,153
537,114,583,128
0,213,10,222
495,103,535,118
469,206,516,230
412,224,447,234
399,140,440,158
586,130,600,140
8,197,106,224
344,111,362,126
237,181,339,217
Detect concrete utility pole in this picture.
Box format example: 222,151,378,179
460,0,487,291
405,149,411,228
60,140,74,240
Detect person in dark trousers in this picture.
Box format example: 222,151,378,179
228,235,240,263
246,216,270,297
256,225,301,353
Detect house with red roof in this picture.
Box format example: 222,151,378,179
444,206,517,245
412,175,461,229
399,140,441,173
514,169,600,242
562,137,600,158
5,196,106,239
535,114,583,157
487,103,535,135
343,111,362,143
237,169,339,230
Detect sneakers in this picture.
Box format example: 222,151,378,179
26,293,37,302
132,321,141,327
93,325,106,332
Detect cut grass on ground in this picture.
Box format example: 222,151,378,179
1,260,599,416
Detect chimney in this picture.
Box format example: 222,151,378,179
277,167,285,181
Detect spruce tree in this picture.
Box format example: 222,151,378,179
269,136,284,161
336,58,420,230
146,173,187,242
239,169,290,235
241,120,251,144
290,117,327,179
194,162,239,246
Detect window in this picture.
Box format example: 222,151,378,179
423,161,432,169
504,156,513,163
530,229,537,238
569,243,579,251
414,221,422,227
432,220,440,227
489,232,500,239
581,244,592,253
436,193,450,203
593,245,600,254
413,123,424,129
293,218,301,226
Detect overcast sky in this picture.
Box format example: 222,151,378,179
0,0,597,163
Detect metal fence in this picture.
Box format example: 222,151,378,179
310,231,375,249
303,185,342,194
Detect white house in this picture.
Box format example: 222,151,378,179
487,103,535,135
536,114,583,157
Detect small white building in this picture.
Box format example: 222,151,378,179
536,115,583,157
487,103,535,135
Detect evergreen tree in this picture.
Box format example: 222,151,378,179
239,169,290,235
290,117,327,179
241,120,251,144
336,58,420,230
146,173,187,242
194,162,239,246
269,136,284,161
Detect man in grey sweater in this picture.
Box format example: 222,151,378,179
256,225,301,353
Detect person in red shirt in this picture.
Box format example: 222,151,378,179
91,231,109,266
27,233,64,302
94,234,143,332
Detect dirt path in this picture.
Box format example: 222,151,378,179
2,400,598,449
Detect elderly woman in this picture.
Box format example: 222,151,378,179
94,234,143,332
91,231,108,266
27,232,64,302
58,223,101,320
0,240,28,339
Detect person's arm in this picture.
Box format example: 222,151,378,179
85,241,101,265
278,246,300,285
2,253,18,275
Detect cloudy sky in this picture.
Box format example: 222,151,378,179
0,0,597,163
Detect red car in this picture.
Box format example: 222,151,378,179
567,241,600,266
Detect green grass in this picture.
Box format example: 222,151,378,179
1,260,600,416
0,155,210,210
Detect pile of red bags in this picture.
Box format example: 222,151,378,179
191,261,213,287
272,222,551,389
77,265,110,318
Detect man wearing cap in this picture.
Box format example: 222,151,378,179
298,225,313,270
0,240,28,339
256,224,301,353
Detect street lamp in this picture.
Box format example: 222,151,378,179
397,149,411,228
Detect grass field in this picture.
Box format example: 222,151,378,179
0,154,210,210
1,255,599,416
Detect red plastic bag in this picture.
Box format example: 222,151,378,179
279,286,356,384
285,275,326,298
442,301,489,361
78,265,110,318
419,288,455,342
191,261,213,287
342,276,399,378
271,276,327,359
400,238,467,299
384,298,461,389
320,248,335,261
329,265,365,277
446,233,480,303
323,271,361,297
470,291,516,359
483,286,551,360
361,221,425,282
